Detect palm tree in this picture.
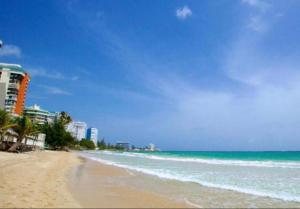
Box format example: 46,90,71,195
8,116,39,152
0,109,16,144
59,111,72,125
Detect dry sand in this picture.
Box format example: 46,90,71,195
0,151,189,208
0,150,81,208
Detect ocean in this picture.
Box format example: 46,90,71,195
81,150,300,204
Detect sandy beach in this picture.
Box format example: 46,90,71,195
0,151,188,208
0,151,81,208
1,150,299,208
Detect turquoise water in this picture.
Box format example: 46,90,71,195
138,151,300,161
81,151,300,203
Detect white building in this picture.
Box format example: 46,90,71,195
24,104,58,125
67,121,87,141
149,143,156,151
87,127,98,146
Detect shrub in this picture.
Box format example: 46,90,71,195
80,139,96,150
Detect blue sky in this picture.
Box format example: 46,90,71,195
1,0,300,150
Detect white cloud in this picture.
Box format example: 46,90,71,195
28,68,65,79
241,0,270,12
247,15,267,32
28,68,80,81
0,45,21,57
176,6,192,20
241,0,275,33
40,85,71,95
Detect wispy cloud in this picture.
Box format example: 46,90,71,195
241,0,274,33
61,1,300,150
28,67,80,82
28,68,65,79
0,45,21,57
241,0,270,12
176,6,192,20
40,85,71,95
247,15,268,32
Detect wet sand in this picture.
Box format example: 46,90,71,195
69,157,190,208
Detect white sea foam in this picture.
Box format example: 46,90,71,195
79,152,300,203
90,151,300,169
184,198,203,208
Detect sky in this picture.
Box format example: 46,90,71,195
1,0,300,151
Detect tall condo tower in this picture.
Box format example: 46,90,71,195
87,127,98,146
0,63,30,115
67,121,87,141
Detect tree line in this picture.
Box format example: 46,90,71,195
0,108,125,152
97,139,125,151
0,109,39,152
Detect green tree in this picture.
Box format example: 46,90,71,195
106,143,112,149
115,144,125,151
41,111,75,150
0,109,15,144
8,116,39,152
80,139,96,150
43,119,75,150
59,111,72,125
97,138,106,150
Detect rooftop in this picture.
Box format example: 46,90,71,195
25,104,50,114
0,63,26,74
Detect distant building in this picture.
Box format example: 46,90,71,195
149,143,156,151
116,141,130,151
0,63,30,115
67,121,87,141
86,127,98,146
24,104,58,125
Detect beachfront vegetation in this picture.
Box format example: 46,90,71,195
97,139,125,151
42,112,76,150
0,109,123,152
0,109,16,144
97,138,106,150
79,139,96,150
8,116,39,152
0,108,41,152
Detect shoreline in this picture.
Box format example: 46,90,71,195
68,155,191,208
0,151,189,208
1,150,299,208
80,152,300,208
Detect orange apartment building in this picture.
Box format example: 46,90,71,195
0,63,30,115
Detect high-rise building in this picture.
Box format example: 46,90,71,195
67,121,87,141
0,63,30,115
24,104,58,125
86,127,98,146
